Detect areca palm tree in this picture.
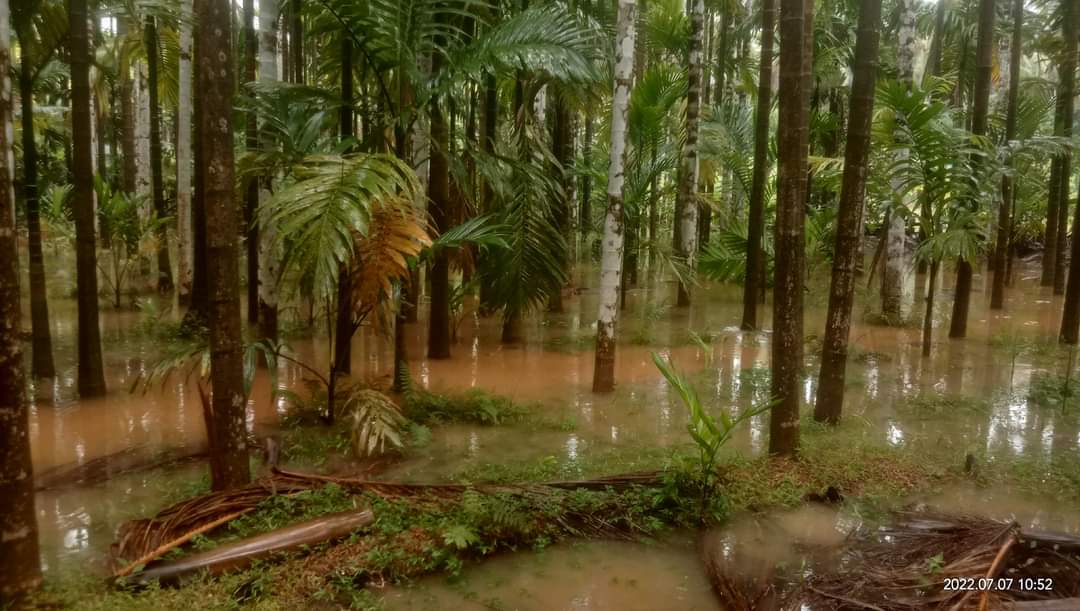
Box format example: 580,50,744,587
593,0,636,393
12,0,65,379
947,0,995,339
769,0,810,457
197,0,249,490
815,0,882,425
70,0,108,397
0,0,43,597
741,0,775,331
674,0,705,307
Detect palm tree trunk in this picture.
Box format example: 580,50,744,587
333,263,352,381
146,16,174,294
17,56,55,378
478,73,497,315
0,1,42,594
1045,150,1063,287
916,0,947,277
197,0,251,490
135,59,151,216
1059,0,1080,342
185,30,210,327
243,0,258,320
714,6,730,106
549,92,574,313
769,0,810,456
392,106,411,391
948,0,994,339
592,0,636,393
289,0,303,84
187,74,209,325
177,0,194,304
922,0,947,90
741,0,775,331
814,0,881,425
280,5,290,82
1056,159,1071,295
70,0,107,397
257,0,280,342
1055,0,1076,298
991,0,1021,310
427,44,452,359
648,146,660,275
923,259,939,356
334,35,356,371
675,0,705,307
882,0,915,323
118,19,137,195
581,114,594,250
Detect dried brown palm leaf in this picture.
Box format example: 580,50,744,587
350,199,431,327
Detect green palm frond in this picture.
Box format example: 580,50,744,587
643,0,689,58
427,215,509,256
40,184,74,228
450,4,601,84
13,0,68,75
699,218,774,286
238,81,340,174
700,100,759,199
916,210,987,264
489,184,568,317
628,65,686,151
479,126,568,318
261,153,421,303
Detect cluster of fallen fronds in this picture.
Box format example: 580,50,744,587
111,467,665,582
705,510,1080,610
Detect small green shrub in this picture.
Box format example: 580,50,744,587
1028,372,1077,410
404,388,527,425
903,394,991,415
652,352,770,522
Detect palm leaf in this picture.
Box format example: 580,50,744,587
350,201,432,322
450,4,601,85
262,153,421,303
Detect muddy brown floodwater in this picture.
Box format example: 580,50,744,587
24,259,1080,604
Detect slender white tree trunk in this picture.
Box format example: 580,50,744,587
592,0,636,393
257,0,280,337
534,84,547,126
676,0,705,307
883,0,915,322
135,60,151,213
177,0,194,300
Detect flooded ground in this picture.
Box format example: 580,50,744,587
23,257,1080,600
381,535,717,611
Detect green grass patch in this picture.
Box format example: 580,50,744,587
1027,371,1079,410
404,388,530,426
901,393,993,415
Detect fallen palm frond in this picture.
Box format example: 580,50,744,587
704,510,1080,611
110,467,663,576
118,510,375,586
